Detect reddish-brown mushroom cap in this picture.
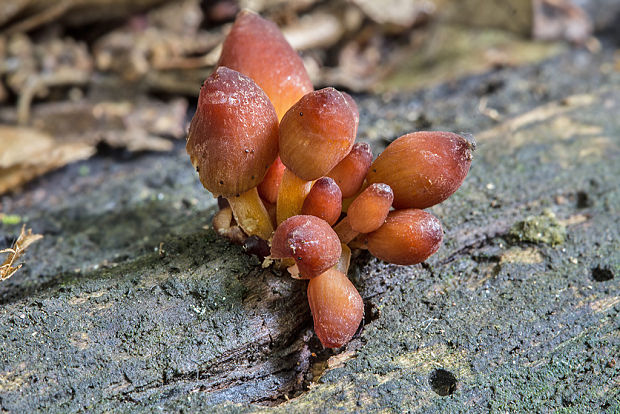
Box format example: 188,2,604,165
301,177,342,226
327,142,373,198
257,156,286,204
366,131,473,209
347,183,393,233
308,268,364,348
186,66,279,197
218,10,313,120
271,215,342,278
364,209,443,265
279,87,357,181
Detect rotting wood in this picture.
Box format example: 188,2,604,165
0,46,618,412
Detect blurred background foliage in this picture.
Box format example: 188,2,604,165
0,0,618,196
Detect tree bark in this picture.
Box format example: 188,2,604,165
0,45,618,412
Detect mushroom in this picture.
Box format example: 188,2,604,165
327,142,373,199
301,177,342,226
289,241,351,279
257,156,286,205
186,67,278,240
276,169,314,226
362,209,443,265
270,215,342,279
277,87,357,223
334,183,394,243
182,12,473,352
211,206,246,245
307,267,364,348
366,131,474,209
336,243,352,274
218,10,313,120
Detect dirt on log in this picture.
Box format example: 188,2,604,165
0,45,619,412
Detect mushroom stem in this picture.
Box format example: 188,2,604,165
336,243,352,274
333,217,358,244
276,168,313,225
228,187,274,240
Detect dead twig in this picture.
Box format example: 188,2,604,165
5,1,74,35
17,68,91,125
0,225,43,281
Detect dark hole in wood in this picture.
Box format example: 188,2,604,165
364,301,380,324
576,191,592,208
591,265,614,282
429,368,457,396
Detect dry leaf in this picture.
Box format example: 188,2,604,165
1,225,43,281
93,0,222,78
0,125,95,194
0,34,93,123
1,0,170,33
0,97,187,194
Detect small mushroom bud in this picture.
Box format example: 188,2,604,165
341,182,366,213
280,88,357,181
218,10,313,120
212,206,246,245
257,156,286,204
271,215,342,278
301,177,342,226
187,67,278,240
308,268,364,348
364,209,443,265
287,242,351,279
334,183,393,243
348,183,393,233
327,142,373,198
277,88,357,223
366,131,474,209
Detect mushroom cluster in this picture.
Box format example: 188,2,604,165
186,10,474,349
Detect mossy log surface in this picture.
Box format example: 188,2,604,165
1,46,619,413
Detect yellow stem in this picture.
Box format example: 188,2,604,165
336,243,351,274
276,168,313,225
228,187,274,240
333,216,359,244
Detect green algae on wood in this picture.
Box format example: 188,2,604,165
508,209,567,246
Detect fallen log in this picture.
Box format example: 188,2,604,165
0,45,618,412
